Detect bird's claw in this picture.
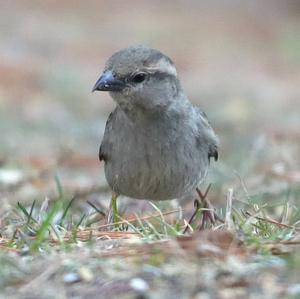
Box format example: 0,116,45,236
184,184,223,233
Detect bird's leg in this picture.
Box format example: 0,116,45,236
183,199,201,234
196,184,223,229
107,192,119,228
112,192,119,224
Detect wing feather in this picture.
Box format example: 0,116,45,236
99,110,116,162
196,108,219,162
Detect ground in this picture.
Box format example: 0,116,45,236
0,1,300,298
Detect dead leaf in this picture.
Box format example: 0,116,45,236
177,230,246,259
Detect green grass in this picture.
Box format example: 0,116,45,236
1,175,299,256
0,176,299,299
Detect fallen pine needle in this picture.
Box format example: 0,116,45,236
85,208,182,230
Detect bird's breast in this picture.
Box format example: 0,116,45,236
104,118,208,200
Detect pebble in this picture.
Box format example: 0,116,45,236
129,278,149,292
63,272,81,284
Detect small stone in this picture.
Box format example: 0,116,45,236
129,278,149,292
78,267,94,282
63,272,81,284
0,169,23,185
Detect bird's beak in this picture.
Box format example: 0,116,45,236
92,71,126,92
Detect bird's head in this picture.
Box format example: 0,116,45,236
93,46,181,115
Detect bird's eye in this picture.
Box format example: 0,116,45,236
132,73,146,83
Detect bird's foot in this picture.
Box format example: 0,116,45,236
196,185,223,229
183,184,223,233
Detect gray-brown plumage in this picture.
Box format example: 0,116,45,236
93,46,218,201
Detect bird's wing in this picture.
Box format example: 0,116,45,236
99,109,117,162
196,107,219,162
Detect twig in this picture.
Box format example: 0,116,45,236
263,240,300,245
255,216,300,231
225,188,234,231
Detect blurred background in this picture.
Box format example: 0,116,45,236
0,0,299,210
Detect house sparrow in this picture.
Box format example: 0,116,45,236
93,46,219,226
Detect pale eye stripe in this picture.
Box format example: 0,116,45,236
148,58,177,77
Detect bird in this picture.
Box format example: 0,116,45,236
92,46,219,228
